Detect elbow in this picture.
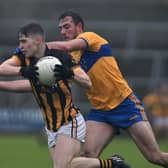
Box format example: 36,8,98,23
88,80,92,88
86,79,92,89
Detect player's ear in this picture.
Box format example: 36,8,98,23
76,22,83,32
35,35,43,45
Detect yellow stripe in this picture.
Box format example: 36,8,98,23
58,81,72,123
105,160,108,167
25,58,30,65
129,94,147,121
109,160,112,168
11,55,21,66
31,83,41,108
101,160,105,168
41,93,54,130
52,93,63,130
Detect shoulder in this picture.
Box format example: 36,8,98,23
11,54,25,66
77,32,100,38
77,32,108,45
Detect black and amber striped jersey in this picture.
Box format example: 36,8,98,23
12,46,80,132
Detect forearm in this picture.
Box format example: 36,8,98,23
0,80,32,92
73,69,92,89
47,39,86,52
0,58,21,76
47,41,69,51
0,65,20,76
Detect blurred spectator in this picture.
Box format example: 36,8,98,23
143,83,168,138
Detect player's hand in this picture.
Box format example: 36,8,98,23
54,64,74,81
20,65,39,81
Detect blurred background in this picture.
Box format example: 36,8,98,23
0,0,168,167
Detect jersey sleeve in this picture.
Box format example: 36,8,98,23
11,55,22,66
77,32,108,52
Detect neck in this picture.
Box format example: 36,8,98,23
34,43,46,58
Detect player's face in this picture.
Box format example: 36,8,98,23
58,16,79,41
18,34,39,57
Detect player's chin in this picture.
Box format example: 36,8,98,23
24,52,32,58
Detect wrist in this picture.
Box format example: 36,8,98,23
19,67,24,76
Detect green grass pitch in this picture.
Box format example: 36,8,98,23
0,135,167,168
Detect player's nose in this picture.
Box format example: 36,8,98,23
19,43,24,50
60,28,67,35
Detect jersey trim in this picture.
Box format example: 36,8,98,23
79,44,112,72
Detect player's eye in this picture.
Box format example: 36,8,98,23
64,25,70,29
19,39,27,43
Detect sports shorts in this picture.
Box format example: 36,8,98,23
86,93,148,129
45,112,86,148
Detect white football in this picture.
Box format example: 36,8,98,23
36,56,62,86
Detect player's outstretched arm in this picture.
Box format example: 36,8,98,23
47,38,86,52
0,80,32,92
54,65,92,89
0,58,21,76
73,67,92,89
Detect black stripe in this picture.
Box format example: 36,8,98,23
71,116,77,139
56,85,66,125
107,160,110,168
45,92,57,132
99,159,103,168
19,54,26,66
64,80,71,93
75,116,77,138
62,80,73,122
32,83,50,130
71,118,73,138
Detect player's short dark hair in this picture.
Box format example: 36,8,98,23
59,11,84,30
18,22,45,39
